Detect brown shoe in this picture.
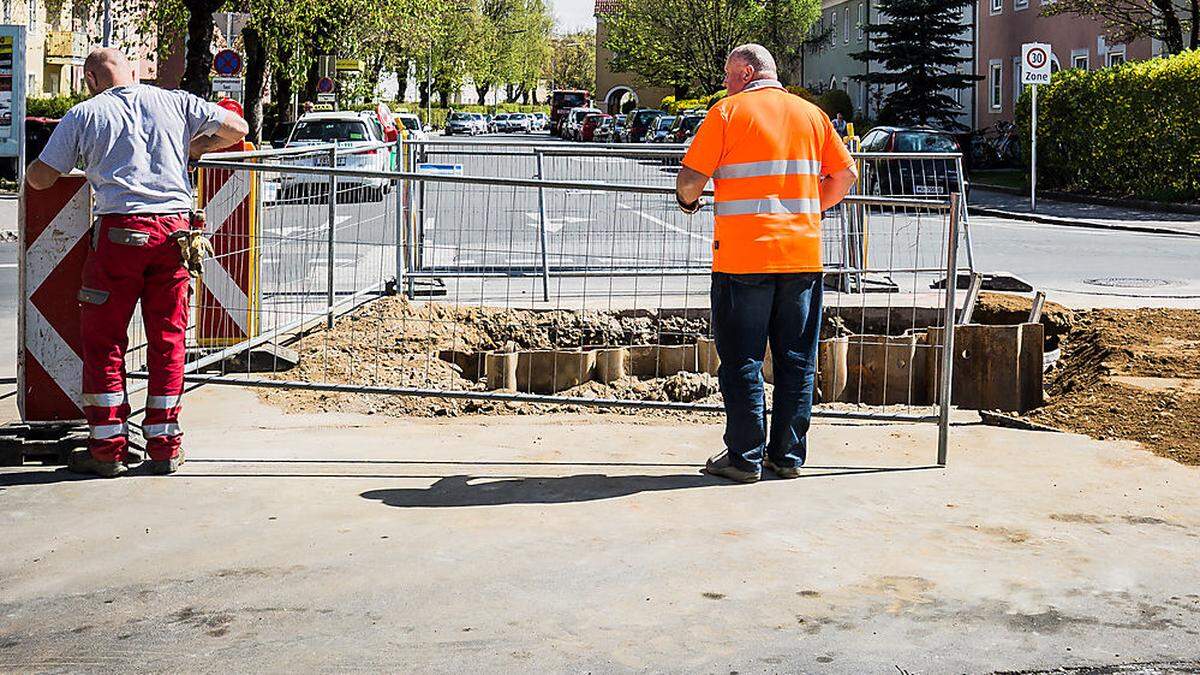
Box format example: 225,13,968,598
703,451,760,484
764,458,801,479
146,450,185,475
67,449,127,478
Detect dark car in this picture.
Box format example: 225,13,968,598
858,126,965,197
625,108,666,143
581,113,611,142
665,111,705,143
649,115,676,142
269,121,296,149
593,115,618,143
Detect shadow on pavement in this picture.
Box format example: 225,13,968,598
360,465,939,508
0,467,93,490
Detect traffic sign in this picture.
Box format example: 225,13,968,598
316,77,335,94
316,92,335,103
212,76,243,94
335,59,364,72
1021,43,1052,85
213,49,242,76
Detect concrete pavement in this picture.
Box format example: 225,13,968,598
2,386,1200,672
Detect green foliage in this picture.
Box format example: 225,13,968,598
549,30,596,92
816,89,853,119
660,90,727,114
602,0,821,97
1014,50,1200,202
786,85,818,103
27,93,90,118
851,0,978,130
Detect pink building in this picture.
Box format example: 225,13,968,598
975,0,1158,127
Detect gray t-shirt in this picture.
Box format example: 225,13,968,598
38,84,228,215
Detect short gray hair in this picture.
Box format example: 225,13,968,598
728,44,777,76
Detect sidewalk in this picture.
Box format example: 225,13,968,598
969,188,1200,237
2,386,1199,672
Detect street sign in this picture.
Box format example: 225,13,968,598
316,77,335,94
1021,43,1052,85
417,163,464,176
213,49,242,76
212,76,243,94
0,26,28,179
335,59,364,72
316,92,335,103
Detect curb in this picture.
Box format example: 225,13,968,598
971,184,1200,216
967,205,1200,238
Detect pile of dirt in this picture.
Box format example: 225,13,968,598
973,292,1075,348
1024,307,1200,464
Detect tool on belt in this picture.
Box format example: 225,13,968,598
171,211,214,278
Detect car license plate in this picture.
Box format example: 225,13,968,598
915,185,943,195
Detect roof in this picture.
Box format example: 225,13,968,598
298,111,368,122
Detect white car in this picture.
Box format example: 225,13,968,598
395,113,429,140
531,112,548,131
471,113,489,134
445,112,480,136
281,111,393,201
565,107,601,141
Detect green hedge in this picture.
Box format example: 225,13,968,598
816,89,854,120
27,93,89,118
660,90,726,114
344,102,548,129
1015,50,1200,202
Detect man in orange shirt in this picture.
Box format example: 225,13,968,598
676,44,858,483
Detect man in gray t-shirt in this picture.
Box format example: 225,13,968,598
25,48,247,478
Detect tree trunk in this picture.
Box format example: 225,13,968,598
242,26,267,145
505,83,517,103
179,0,225,97
475,84,489,105
397,60,409,102
418,80,430,109
437,86,450,108
1191,0,1199,49
274,71,294,123
1151,0,1185,53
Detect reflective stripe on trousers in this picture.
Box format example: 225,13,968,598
143,422,183,438
90,422,129,439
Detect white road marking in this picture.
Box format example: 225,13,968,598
617,203,713,243
523,212,590,233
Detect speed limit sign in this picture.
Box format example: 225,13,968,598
1021,43,1052,84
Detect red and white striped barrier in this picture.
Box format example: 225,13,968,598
18,176,91,423
195,143,260,347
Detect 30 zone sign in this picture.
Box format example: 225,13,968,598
1022,43,1052,85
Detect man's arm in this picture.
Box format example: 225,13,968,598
25,159,65,191
819,165,858,212
675,165,709,211
188,112,250,159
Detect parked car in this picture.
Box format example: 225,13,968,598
395,113,429,140
665,111,706,143
496,112,532,133
857,126,965,197
581,113,612,142
472,113,490,134
268,121,296,149
564,106,602,140
592,115,619,143
531,112,548,131
612,114,626,141
649,115,676,142
281,111,393,201
625,108,666,143
445,111,480,136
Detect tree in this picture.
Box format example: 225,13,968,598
758,0,823,76
851,0,978,130
179,0,228,97
1044,0,1197,54
600,0,820,97
548,30,595,92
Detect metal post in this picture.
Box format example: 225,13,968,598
955,155,975,273
406,141,417,298
393,164,404,295
326,145,337,329
937,192,961,466
1030,84,1038,213
102,0,112,47
534,150,551,302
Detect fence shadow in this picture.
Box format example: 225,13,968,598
360,465,939,508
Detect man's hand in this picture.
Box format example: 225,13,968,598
675,165,709,215
190,111,250,160
25,160,63,191
819,164,859,212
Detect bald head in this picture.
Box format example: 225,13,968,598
84,48,135,94
723,44,778,95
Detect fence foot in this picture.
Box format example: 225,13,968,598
0,424,89,466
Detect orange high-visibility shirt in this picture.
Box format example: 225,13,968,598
682,81,856,274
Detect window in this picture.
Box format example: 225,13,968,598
1014,0,1029,9
1013,56,1022,107
830,11,837,46
991,0,1003,13
844,10,850,43
1107,48,1126,66
2,0,10,22
858,3,864,40
953,67,963,106
27,0,35,30
1071,50,1089,69
989,60,1003,110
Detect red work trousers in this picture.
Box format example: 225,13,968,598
79,214,191,463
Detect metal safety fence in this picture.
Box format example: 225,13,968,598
151,142,968,464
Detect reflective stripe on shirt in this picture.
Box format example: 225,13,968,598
712,159,822,180
713,197,822,217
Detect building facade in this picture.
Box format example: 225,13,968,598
975,0,1157,127
593,0,672,113
796,0,975,129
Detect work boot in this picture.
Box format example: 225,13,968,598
123,447,146,466
67,448,128,478
146,451,185,476
703,451,760,484
764,458,802,479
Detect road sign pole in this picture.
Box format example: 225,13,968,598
1031,83,1037,213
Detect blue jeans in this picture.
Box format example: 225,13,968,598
710,272,823,472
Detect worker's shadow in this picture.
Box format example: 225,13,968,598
361,473,721,508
